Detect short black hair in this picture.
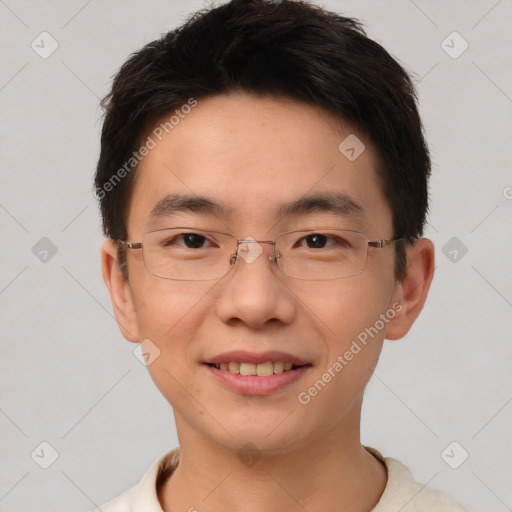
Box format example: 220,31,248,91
95,0,430,281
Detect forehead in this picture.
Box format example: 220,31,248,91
127,93,392,236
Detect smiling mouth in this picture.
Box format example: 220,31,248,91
205,361,311,376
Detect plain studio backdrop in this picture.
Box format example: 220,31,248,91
0,1,511,510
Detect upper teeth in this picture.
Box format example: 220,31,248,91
215,361,294,376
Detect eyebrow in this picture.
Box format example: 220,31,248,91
278,192,364,219
149,194,227,221
147,192,364,224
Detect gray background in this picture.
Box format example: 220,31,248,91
1,0,511,510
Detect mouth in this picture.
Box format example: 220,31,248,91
204,360,310,376
202,352,313,395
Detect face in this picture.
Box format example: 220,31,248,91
105,92,412,455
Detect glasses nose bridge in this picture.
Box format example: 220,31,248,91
237,238,276,246
233,238,279,264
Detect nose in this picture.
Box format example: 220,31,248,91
215,239,295,330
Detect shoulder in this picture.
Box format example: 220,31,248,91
87,448,180,512
88,485,138,512
366,447,469,512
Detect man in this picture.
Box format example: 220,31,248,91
93,0,467,510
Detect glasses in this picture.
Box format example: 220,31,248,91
117,227,403,281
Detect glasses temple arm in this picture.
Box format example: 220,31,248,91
368,238,407,249
116,240,143,250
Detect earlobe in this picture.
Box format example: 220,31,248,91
101,239,140,343
385,238,435,341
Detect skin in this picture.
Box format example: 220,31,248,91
102,92,435,512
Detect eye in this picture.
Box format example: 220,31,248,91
299,233,333,249
297,233,351,249
164,232,214,249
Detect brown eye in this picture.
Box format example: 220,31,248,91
180,233,207,248
304,234,328,248
161,232,212,249
296,233,351,250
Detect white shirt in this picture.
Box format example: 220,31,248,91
90,447,468,512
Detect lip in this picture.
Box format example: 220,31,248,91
204,350,310,366
205,363,312,395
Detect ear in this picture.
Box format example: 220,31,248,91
385,238,435,340
101,239,140,343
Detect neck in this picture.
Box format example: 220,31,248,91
159,404,387,512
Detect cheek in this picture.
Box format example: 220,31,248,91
296,277,393,393
129,274,221,393
292,275,393,347
131,277,216,340
131,278,217,408
292,280,389,427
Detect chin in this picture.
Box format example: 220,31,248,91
218,414,311,453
